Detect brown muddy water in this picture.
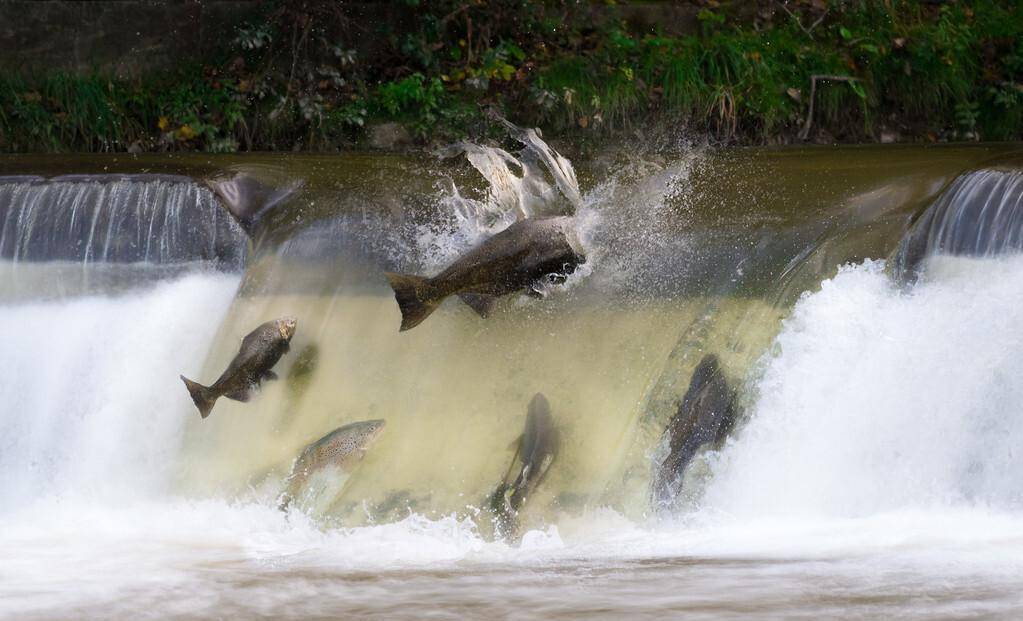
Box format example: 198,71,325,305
2,141,1023,620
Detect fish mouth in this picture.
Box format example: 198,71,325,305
277,316,298,340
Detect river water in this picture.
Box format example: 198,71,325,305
2,142,1023,619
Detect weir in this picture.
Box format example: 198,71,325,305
0,174,247,299
2,142,1023,536
894,167,1023,280
0,174,246,265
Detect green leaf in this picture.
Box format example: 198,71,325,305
849,81,867,99
840,27,852,40
505,43,526,62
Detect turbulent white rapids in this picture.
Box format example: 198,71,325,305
702,257,1023,519
4,148,1023,619
0,274,240,505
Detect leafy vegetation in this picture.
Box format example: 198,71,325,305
1,0,1020,152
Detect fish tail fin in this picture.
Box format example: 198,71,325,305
206,175,301,238
180,375,216,419
487,483,517,539
384,272,440,331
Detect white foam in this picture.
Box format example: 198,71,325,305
0,273,239,506
702,256,1023,518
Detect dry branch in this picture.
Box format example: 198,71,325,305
799,74,859,141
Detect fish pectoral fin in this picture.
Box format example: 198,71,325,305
458,292,497,319
224,386,255,402
263,370,279,382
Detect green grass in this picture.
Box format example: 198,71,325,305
0,0,1020,152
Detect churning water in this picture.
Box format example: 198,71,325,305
3,145,1023,620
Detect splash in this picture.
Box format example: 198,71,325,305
407,120,586,272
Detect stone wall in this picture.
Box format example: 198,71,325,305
0,0,261,76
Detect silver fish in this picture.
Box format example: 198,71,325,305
278,419,387,511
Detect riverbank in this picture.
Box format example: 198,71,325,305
1,0,1020,152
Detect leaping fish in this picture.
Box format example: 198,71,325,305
278,419,387,511
488,393,559,538
384,216,586,331
180,317,297,419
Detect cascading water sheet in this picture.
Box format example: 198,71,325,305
894,168,1023,280
0,175,246,265
0,274,240,507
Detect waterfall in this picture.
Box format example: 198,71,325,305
0,174,247,267
700,257,1023,518
893,168,1023,280
0,274,239,508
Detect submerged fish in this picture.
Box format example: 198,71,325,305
285,342,320,403
384,216,586,331
489,392,559,537
180,317,297,419
652,354,737,506
278,419,387,511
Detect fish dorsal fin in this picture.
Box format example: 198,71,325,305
458,293,496,319
239,330,262,353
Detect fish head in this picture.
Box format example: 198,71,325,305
527,392,551,419
556,219,587,267
523,393,556,460
358,419,387,446
329,419,387,454
276,316,298,341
